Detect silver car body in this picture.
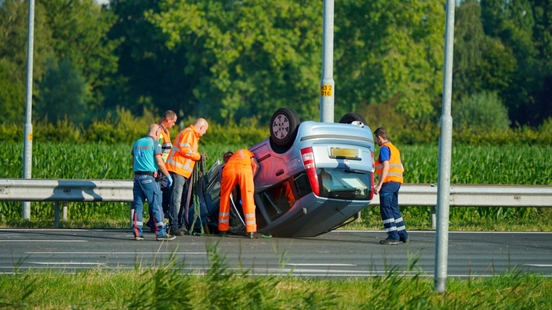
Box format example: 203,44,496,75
250,121,374,237
200,120,375,238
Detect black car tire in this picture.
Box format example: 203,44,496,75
339,112,367,126
270,108,300,148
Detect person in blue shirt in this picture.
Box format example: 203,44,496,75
131,124,174,241
374,127,408,245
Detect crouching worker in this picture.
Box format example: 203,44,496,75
218,149,259,238
131,124,175,241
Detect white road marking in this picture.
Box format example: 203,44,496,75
31,262,107,265
0,240,87,242
287,263,356,267
25,251,207,255
524,264,552,267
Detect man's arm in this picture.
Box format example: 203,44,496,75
179,130,201,161
155,154,170,177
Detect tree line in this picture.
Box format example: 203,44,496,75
0,0,550,133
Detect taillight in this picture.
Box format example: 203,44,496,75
301,147,320,196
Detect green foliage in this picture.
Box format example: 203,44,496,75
400,144,552,185
3,0,552,130
32,119,83,143
40,0,121,113
0,0,119,124
83,107,156,144
201,242,282,309
359,97,407,137
0,61,25,123
0,0,54,81
127,258,195,309
452,92,510,132
453,0,517,103
105,0,193,116
1,110,552,147
36,57,88,123
358,98,441,145
480,0,551,126
201,117,269,147
147,0,324,123
334,0,445,119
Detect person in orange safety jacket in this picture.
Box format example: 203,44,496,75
218,149,259,239
165,118,208,236
374,127,408,245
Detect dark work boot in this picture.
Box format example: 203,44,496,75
379,237,400,245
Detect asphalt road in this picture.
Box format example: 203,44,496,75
1,229,551,278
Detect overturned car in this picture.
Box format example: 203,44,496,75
189,108,375,238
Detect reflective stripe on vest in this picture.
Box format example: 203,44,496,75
160,128,172,162
375,141,404,184
165,125,199,178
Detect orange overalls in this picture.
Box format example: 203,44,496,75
218,149,257,233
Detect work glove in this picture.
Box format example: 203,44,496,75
168,175,173,188
201,153,209,161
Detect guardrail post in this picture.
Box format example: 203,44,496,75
62,202,67,222
129,204,134,229
431,206,436,229
54,202,60,228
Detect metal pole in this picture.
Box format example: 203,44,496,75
434,0,455,293
22,0,35,220
319,0,334,123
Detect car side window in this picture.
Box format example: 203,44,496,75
257,179,298,222
293,172,312,199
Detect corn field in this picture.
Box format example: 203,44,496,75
1,142,551,227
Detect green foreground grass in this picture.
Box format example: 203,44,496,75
1,248,551,309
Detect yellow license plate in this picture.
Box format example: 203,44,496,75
330,147,360,159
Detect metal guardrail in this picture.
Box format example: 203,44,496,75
0,179,133,227
370,184,552,207
1,179,551,227
368,183,552,227
0,179,133,202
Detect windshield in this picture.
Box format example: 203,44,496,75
318,168,372,200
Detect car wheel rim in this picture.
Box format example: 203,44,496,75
272,114,290,140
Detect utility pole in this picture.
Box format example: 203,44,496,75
434,0,456,293
319,0,334,123
22,0,35,220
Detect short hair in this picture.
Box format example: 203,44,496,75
373,127,388,139
162,110,177,120
223,151,233,163
149,123,160,135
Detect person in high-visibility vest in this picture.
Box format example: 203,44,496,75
146,110,178,231
374,127,409,245
158,110,178,212
218,149,259,238
165,118,209,236
159,110,178,162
